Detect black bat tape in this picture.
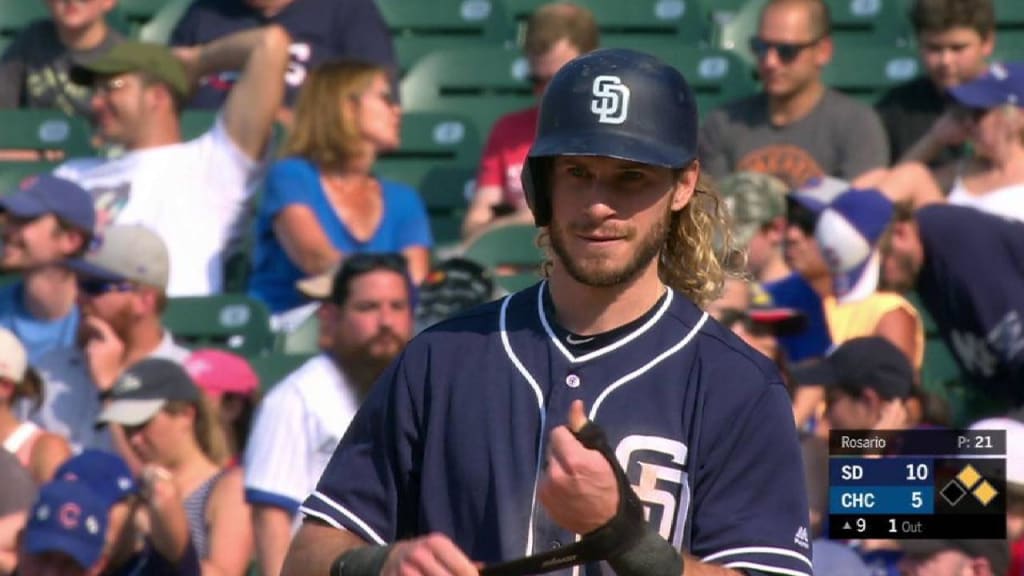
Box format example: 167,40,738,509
479,422,647,576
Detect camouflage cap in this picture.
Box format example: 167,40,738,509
718,172,789,248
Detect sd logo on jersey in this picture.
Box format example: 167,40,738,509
615,435,690,548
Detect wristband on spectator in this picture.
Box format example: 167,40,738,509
329,545,393,576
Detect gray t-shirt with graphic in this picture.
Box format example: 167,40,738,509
698,89,889,188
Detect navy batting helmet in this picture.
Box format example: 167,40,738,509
521,48,700,227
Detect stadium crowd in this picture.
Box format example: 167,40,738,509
0,0,1022,575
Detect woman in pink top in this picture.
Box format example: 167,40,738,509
0,328,69,483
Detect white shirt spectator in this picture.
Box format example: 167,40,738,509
55,116,262,296
27,331,190,452
243,354,357,523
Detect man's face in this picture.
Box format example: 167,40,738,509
547,156,696,288
746,219,784,277
528,38,581,97
918,27,994,90
45,0,115,33
76,279,141,342
881,220,923,292
90,73,155,147
0,213,72,270
754,2,830,99
331,270,413,376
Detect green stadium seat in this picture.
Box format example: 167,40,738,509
710,0,766,56
0,110,94,159
823,43,920,103
0,162,60,195
247,352,314,392
463,223,543,293
378,0,513,40
505,0,708,43
275,312,321,355
137,0,192,43
824,0,913,47
116,0,166,30
163,294,274,356
375,111,481,191
399,47,534,136
599,39,757,113
180,110,218,141
419,164,476,247
994,0,1024,28
0,2,48,43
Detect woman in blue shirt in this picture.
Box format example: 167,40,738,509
248,60,432,313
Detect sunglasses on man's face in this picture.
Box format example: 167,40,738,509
749,37,821,64
786,203,818,236
77,279,136,297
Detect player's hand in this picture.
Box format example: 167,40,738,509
82,316,125,393
538,400,619,535
381,533,478,576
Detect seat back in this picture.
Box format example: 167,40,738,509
163,295,274,356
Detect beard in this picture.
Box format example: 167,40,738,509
548,206,670,288
334,328,407,390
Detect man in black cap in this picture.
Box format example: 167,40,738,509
899,538,1008,576
0,175,95,362
792,336,915,431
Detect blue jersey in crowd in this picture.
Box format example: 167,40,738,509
764,272,832,362
247,157,432,313
0,282,79,363
170,0,396,108
915,204,1024,401
300,282,812,576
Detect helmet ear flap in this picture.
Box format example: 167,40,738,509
522,157,552,227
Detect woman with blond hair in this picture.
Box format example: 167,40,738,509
0,327,69,484
97,358,252,576
248,59,433,319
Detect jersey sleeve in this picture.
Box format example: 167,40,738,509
298,346,423,544
243,385,311,513
690,382,813,576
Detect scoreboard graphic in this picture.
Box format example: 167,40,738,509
828,429,1007,539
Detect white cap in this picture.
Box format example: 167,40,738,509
970,417,1024,487
0,328,28,382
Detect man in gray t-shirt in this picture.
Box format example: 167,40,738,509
698,0,888,188
0,1,121,117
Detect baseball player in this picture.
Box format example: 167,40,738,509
282,49,811,576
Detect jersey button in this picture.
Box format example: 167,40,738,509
565,374,581,388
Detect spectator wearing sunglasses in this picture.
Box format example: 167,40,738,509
462,2,599,241
0,0,123,119
698,0,889,189
0,175,95,363
247,60,433,326
859,61,1024,224
31,225,189,458
876,0,995,166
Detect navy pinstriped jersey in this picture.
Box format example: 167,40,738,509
301,282,812,576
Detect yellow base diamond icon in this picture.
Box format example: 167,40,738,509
973,480,998,506
958,465,982,489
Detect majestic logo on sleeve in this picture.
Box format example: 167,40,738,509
591,76,630,125
615,435,689,547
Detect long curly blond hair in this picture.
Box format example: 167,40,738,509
538,169,739,307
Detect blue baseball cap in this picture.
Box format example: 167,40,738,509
949,62,1024,109
814,188,893,302
23,480,109,570
0,174,95,234
787,175,850,215
54,449,137,507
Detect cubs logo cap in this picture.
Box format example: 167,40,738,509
23,480,109,570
